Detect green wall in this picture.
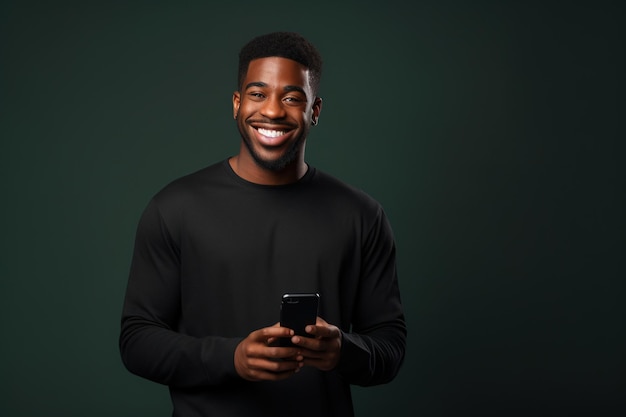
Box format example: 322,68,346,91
1,1,624,415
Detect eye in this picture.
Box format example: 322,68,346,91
248,92,265,100
283,96,305,105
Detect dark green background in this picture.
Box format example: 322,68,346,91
1,1,624,415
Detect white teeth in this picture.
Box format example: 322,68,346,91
258,128,285,138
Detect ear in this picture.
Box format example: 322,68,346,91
232,91,241,119
311,96,323,126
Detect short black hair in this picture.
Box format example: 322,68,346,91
237,32,323,95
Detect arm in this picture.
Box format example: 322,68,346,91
119,199,240,387
335,206,407,386
291,206,406,386
119,199,304,387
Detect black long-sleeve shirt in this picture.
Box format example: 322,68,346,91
120,160,406,416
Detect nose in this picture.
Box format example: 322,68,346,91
260,95,286,120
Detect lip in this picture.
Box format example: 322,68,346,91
250,123,295,146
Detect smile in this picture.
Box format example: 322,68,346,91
257,128,286,138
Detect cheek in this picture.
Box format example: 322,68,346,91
238,100,257,115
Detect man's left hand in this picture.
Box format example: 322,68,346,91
291,317,341,371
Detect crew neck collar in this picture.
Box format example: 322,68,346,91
221,158,314,189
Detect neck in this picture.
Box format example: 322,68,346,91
228,154,307,185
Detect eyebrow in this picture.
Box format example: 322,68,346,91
244,82,267,90
244,82,306,96
284,85,306,95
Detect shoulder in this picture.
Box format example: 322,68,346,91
308,168,383,216
153,160,227,201
140,160,231,222
308,168,395,242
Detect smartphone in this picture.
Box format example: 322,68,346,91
279,292,319,347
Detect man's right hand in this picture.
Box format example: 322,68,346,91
234,323,304,381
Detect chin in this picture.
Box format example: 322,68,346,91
254,155,293,172
249,142,302,172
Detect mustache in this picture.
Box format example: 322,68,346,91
246,118,297,128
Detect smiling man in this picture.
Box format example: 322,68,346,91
232,56,321,180
120,32,406,417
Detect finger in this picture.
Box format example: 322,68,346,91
240,338,299,361
300,346,340,371
240,352,304,381
246,343,302,362
249,356,303,372
305,324,339,339
252,326,294,342
290,335,322,351
304,325,323,337
267,346,303,361
244,365,302,381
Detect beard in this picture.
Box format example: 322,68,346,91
237,119,309,172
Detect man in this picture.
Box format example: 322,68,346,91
120,31,406,417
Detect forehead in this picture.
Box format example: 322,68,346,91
244,57,311,90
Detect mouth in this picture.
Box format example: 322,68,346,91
257,127,287,138
250,123,295,146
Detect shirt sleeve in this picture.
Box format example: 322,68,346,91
119,198,242,388
336,206,407,386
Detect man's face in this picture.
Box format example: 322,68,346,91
233,57,321,172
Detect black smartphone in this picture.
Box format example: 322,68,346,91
279,292,319,347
